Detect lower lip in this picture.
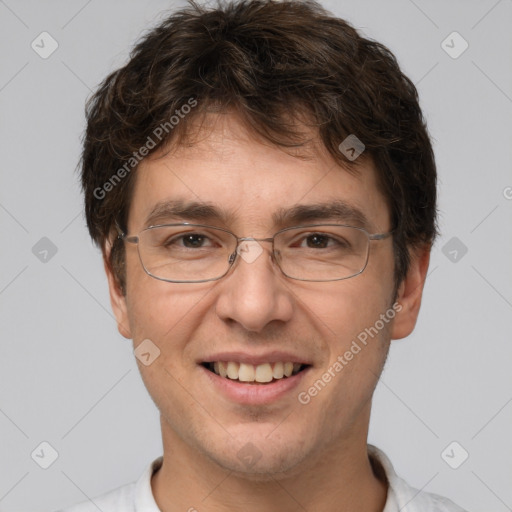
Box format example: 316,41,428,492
199,365,310,405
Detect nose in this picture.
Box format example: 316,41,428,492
214,240,294,333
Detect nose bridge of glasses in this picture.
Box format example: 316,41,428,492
237,236,274,243
229,236,279,268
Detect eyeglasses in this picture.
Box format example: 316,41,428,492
118,223,393,283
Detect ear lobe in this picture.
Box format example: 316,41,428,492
103,241,132,340
391,244,431,340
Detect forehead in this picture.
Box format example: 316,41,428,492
128,113,390,233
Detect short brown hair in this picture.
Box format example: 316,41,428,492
81,0,437,293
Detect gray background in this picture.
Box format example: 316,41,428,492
0,0,511,511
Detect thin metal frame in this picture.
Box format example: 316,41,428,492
118,222,393,283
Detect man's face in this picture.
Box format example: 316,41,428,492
108,113,413,477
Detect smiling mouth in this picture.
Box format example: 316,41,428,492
202,361,309,384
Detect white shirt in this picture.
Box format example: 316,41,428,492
57,445,467,512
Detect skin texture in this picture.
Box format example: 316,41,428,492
104,112,430,512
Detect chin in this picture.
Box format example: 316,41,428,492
219,452,310,482
203,429,314,481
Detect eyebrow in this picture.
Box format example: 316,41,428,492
144,198,370,230
273,201,369,229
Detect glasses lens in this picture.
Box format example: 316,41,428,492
138,225,236,282
275,225,369,281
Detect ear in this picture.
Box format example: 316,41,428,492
103,241,132,339
391,244,431,340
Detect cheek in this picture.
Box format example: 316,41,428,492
124,258,218,367
124,248,183,337
292,272,394,347
125,281,210,406
127,283,199,339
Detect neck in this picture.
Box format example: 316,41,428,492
151,415,387,512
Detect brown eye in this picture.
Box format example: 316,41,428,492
305,234,330,248
181,234,208,248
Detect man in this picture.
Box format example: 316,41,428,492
59,0,467,510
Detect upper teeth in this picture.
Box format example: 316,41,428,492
211,361,302,383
